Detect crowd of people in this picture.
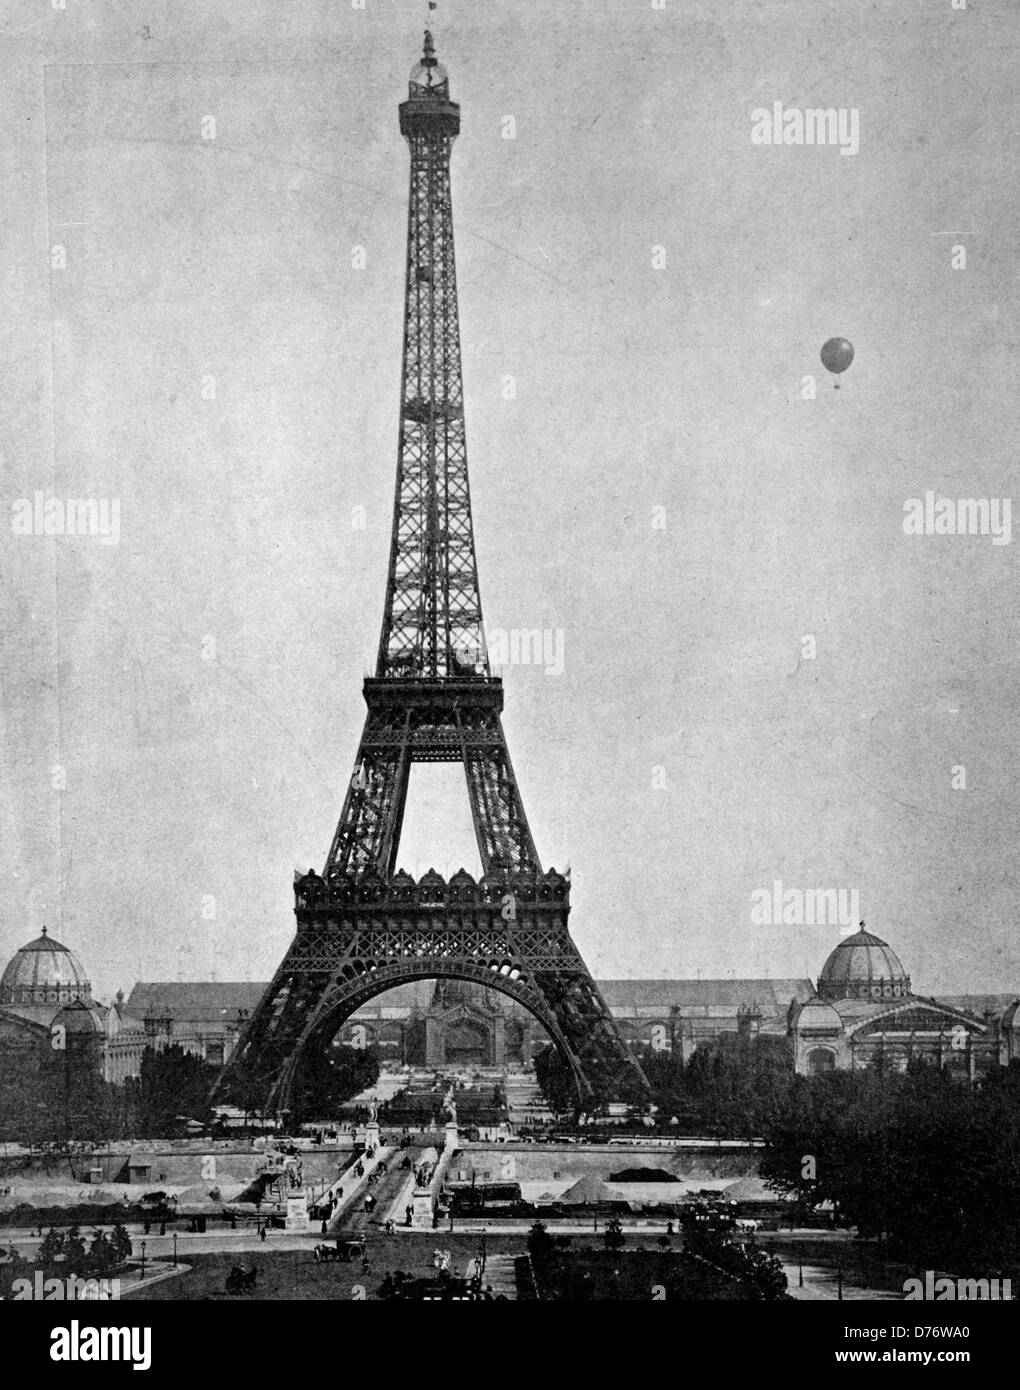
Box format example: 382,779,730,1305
374,1259,503,1302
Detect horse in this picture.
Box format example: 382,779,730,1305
225,1265,258,1294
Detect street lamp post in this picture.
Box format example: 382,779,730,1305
172,1233,178,1268
140,1240,147,1282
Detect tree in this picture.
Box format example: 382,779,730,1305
64,1226,87,1273
64,1067,122,1143
38,1227,65,1264
215,1056,268,1126
290,1043,380,1124
111,1223,132,1262
89,1229,116,1273
532,1044,576,1115
740,1245,789,1301
685,1223,788,1300
0,1047,126,1145
134,1045,217,1136
630,1035,796,1138
526,1220,554,1263
680,1034,794,1137
759,1061,1020,1268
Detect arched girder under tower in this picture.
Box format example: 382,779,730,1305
266,962,590,1115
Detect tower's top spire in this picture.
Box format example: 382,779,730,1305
402,28,457,137
409,28,448,93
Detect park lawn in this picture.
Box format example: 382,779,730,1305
128,1233,529,1302
531,1247,756,1300
758,1235,932,1295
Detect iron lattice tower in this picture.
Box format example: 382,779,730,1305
220,35,649,1114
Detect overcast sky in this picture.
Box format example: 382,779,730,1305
1,0,1018,1002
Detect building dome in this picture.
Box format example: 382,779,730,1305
817,925,911,1003
0,927,92,1006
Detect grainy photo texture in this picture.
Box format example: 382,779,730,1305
0,0,1016,1358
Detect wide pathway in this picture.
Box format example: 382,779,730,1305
340,1150,427,1236
780,1261,902,1301
479,1252,518,1299
320,1145,395,1231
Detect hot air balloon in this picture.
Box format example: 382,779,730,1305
820,337,854,388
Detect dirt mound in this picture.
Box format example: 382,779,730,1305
609,1168,681,1183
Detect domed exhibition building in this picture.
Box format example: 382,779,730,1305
128,919,1017,1085
0,928,145,1087
789,925,1020,1077
0,919,1016,1099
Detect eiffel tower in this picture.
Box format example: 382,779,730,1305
220,33,649,1115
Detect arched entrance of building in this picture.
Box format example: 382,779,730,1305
441,1018,491,1067
259,963,590,1118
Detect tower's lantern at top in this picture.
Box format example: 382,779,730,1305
400,31,460,139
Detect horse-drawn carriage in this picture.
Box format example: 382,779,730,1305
313,1239,365,1265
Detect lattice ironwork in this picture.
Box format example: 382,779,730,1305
380,32,483,682
217,34,649,1115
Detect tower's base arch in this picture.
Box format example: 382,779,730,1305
216,868,649,1116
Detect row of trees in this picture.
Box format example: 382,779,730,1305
289,1043,380,1123
534,1033,794,1135
759,1060,1020,1269
525,1219,787,1300
684,1224,789,1299
0,1040,383,1144
0,1062,121,1147
639,1035,795,1135
0,1045,219,1144
37,1223,133,1273
213,1043,381,1126
534,1035,1020,1271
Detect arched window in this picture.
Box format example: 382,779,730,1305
807,1047,836,1074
